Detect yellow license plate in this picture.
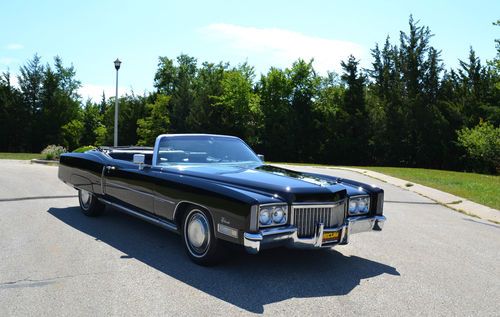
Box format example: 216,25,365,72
323,231,340,241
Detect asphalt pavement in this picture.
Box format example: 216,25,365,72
0,160,499,316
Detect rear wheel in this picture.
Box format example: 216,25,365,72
182,207,224,266
78,189,104,217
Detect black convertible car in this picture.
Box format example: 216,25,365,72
58,134,386,265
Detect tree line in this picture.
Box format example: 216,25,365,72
1,17,499,173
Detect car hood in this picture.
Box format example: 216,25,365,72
160,164,369,203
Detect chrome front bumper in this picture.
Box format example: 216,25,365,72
243,215,386,254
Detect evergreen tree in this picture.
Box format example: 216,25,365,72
211,65,262,147
288,59,319,161
187,62,226,133
154,54,197,133
340,55,369,164
17,54,44,150
137,94,171,146
81,100,104,146
313,72,346,163
39,58,81,150
0,72,28,151
259,67,294,161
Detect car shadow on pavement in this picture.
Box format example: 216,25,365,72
462,218,500,229
48,206,399,313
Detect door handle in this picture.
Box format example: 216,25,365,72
105,165,116,171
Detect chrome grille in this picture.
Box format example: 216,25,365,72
292,202,345,238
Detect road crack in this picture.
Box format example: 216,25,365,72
0,271,116,288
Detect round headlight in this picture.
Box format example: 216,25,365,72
259,208,271,225
360,198,369,212
357,199,366,212
272,207,285,223
349,200,358,212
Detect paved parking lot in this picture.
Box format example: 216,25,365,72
0,160,499,316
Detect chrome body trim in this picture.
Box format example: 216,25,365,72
100,166,106,195
259,202,291,207
99,198,178,233
314,223,325,247
243,215,386,254
291,202,343,207
152,134,162,167
171,200,219,237
348,215,386,234
348,195,371,199
172,200,211,221
243,233,262,254
155,195,176,205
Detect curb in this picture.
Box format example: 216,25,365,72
276,164,500,224
31,159,59,166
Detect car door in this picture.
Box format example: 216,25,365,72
151,168,183,221
103,160,155,214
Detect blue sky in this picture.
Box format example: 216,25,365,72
1,0,499,101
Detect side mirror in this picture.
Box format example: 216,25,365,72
133,154,145,170
257,154,265,162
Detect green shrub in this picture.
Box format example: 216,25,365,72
61,119,84,151
457,121,500,174
73,145,96,153
93,125,108,146
41,145,67,160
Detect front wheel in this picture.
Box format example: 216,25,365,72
78,189,104,217
182,207,224,266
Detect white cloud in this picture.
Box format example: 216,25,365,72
0,57,17,65
78,84,129,102
6,43,24,50
200,23,366,74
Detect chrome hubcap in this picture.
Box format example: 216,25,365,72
186,212,209,255
80,190,91,209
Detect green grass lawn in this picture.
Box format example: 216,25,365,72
0,152,43,160
358,166,499,210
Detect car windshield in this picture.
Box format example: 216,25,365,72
155,135,261,166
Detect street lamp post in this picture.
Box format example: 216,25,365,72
113,58,122,147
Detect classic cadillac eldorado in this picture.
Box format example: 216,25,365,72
58,134,386,265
